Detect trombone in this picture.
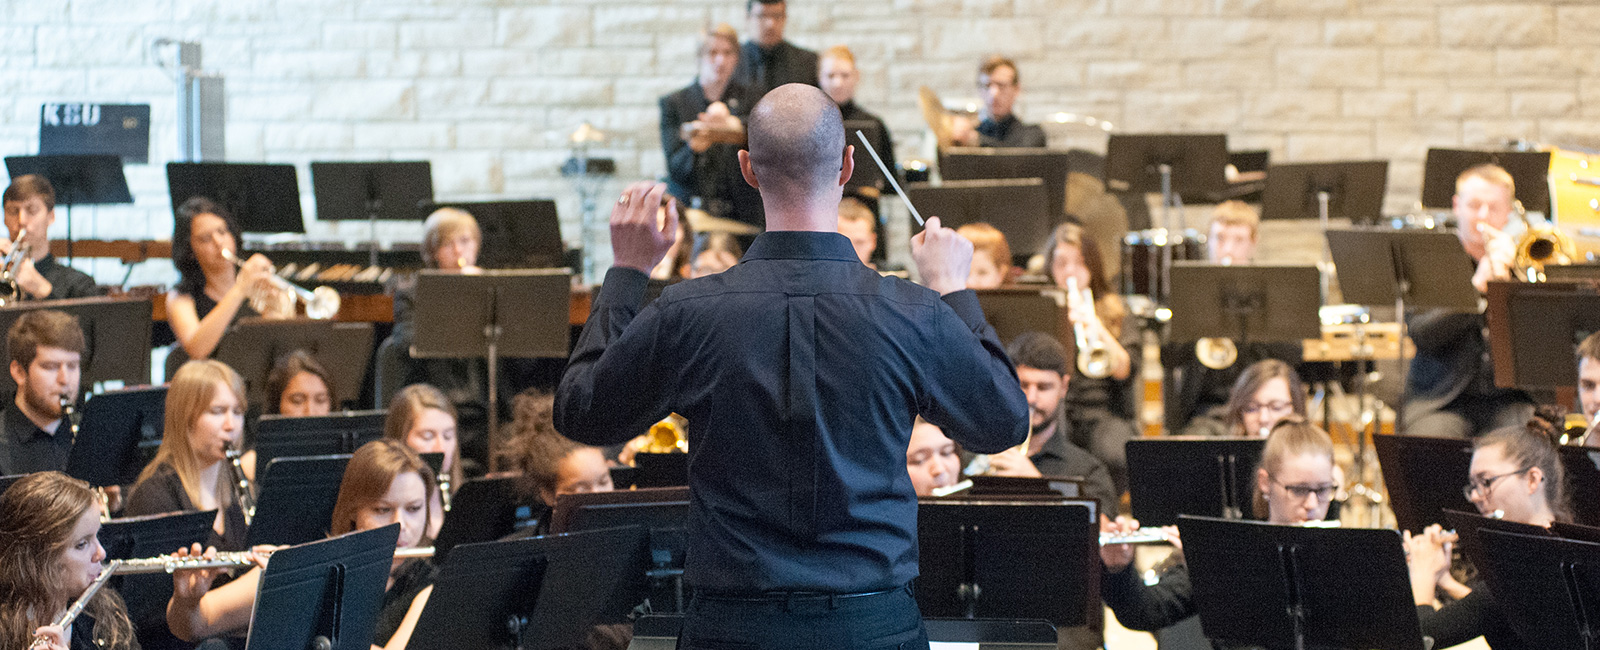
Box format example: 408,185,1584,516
221,248,342,319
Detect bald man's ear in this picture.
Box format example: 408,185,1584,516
739,149,760,190
838,144,855,188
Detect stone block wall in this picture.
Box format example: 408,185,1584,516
2,0,1596,282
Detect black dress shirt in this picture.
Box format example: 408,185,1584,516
1030,413,1116,514
557,231,1028,593
34,254,101,300
0,401,70,476
976,115,1047,148
659,81,765,228
733,40,820,98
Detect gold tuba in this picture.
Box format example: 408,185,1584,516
1195,338,1239,370
1513,222,1577,282
644,413,688,454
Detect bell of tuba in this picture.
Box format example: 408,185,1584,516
1513,222,1577,282
1195,338,1239,370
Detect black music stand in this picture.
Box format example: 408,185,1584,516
212,319,375,415
551,487,692,612
1477,529,1600,650
0,297,153,396
98,509,218,650
432,475,522,561
634,452,688,488
431,200,565,269
252,409,386,473
405,525,651,650
247,524,399,650
310,161,434,267
65,385,168,488
1441,508,1550,574
1178,515,1426,650
167,162,305,233
1103,134,1229,231
965,475,1082,499
1553,520,1600,544
1560,445,1600,528
974,287,1071,347
5,154,132,259
246,454,352,547
940,147,1073,221
412,270,572,463
1485,281,1600,390
1421,148,1552,216
1261,161,1389,224
1372,433,1475,532
843,119,890,193
916,499,1098,627
0,473,23,495
905,179,1051,260
1167,263,1322,347
1126,437,1264,526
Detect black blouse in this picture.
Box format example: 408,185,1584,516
123,463,249,552
373,558,438,646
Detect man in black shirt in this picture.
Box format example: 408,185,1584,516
557,84,1028,649
2,175,101,301
818,45,896,185
733,0,819,99
0,310,84,476
661,24,765,228
950,56,1047,148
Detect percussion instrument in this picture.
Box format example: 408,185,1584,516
1120,228,1204,302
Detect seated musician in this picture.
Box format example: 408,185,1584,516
836,196,878,268
384,384,463,539
818,45,895,180
1578,332,1600,445
1206,199,1258,265
0,310,84,476
906,418,961,497
956,222,1012,290
1181,359,1308,437
1100,416,1337,641
124,360,249,552
1405,416,1571,649
0,472,138,650
948,56,1047,148
265,349,334,417
165,439,438,650
689,232,743,278
166,198,279,377
500,390,614,533
1045,222,1136,493
1404,164,1533,438
661,24,764,228
2,175,100,301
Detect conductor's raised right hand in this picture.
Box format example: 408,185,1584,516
911,216,972,296
609,182,679,274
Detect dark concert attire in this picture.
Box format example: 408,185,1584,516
1404,307,1533,438
732,39,819,99
838,100,896,181
68,601,142,650
33,254,101,299
0,402,70,475
1030,407,1117,514
1416,580,1525,650
659,80,765,228
557,231,1029,649
373,559,437,647
163,289,260,381
123,463,248,552
976,115,1046,148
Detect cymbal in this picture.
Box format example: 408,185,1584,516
685,208,761,235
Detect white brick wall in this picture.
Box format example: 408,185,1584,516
2,0,1598,284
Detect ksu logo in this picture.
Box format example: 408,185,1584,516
41,103,103,127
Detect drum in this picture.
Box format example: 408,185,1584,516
1120,228,1204,301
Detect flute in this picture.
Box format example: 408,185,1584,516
32,562,120,647
113,546,437,575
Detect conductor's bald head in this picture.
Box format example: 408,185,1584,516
740,84,852,229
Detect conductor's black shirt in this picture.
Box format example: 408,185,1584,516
557,231,1029,594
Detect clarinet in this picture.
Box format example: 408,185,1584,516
225,448,256,526
59,395,81,444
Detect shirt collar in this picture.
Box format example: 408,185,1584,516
5,404,50,442
743,231,862,263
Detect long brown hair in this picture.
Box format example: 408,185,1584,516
0,473,136,650
329,439,437,540
1225,359,1308,436
1043,221,1125,337
384,384,463,489
1251,417,1335,520
137,360,246,510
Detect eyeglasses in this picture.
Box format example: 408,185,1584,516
1463,467,1533,500
1242,401,1293,415
1273,480,1337,502
978,80,1017,91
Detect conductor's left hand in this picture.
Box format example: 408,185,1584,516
610,182,679,274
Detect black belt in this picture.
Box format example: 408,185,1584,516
695,585,902,604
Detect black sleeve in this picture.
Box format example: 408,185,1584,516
918,289,1030,454
1417,589,1490,649
122,468,184,518
1101,563,1196,632
555,267,673,446
1406,309,1482,355
660,93,696,194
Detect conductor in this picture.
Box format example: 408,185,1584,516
556,84,1029,649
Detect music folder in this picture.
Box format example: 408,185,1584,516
915,499,1098,627
1476,528,1600,649
1126,437,1264,527
245,454,352,547
247,524,399,650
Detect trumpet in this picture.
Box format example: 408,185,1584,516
1,228,32,306
221,248,342,320
1066,277,1113,379
225,448,256,526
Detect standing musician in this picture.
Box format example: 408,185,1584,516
166,197,277,374
818,45,895,180
165,439,438,650
556,84,1028,649
384,384,462,540
1404,164,1534,438
1578,331,1600,445
732,0,819,99
0,472,138,650
2,175,100,301
0,310,84,476
948,56,1047,148
662,24,764,229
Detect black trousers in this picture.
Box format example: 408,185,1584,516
679,585,929,650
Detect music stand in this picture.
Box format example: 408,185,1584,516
1560,445,1600,528
916,499,1098,627
0,474,23,496
940,147,1073,221
1421,148,1552,216
310,161,435,267
964,475,1082,499
906,179,1051,260
1553,520,1600,544
634,452,688,488
974,287,1071,347
246,523,399,650
65,386,168,488
1167,263,1322,347
1261,161,1389,224
0,297,153,396
550,487,692,612
1180,516,1426,650
627,616,1060,650
167,162,305,233
1477,529,1600,650
433,475,521,561
1103,134,1229,231
246,454,352,547
1126,437,1264,527
213,319,375,416
432,200,566,270
1441,508,1550,574
1372,433,1476,533
5,154,131,259
412,270,572,462
1485,281,1600,390
98,509,218,650
843,119,890,193
252,410,384,474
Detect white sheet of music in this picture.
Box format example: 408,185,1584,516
930,643,980,650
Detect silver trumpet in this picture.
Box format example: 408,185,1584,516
225,448,256,526
221,248,342,320
1066,277,1113,379
1,228,33,306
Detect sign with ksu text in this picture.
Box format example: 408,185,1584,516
39,103,150,164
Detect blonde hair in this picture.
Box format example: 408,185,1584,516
421,207,481,269
1251,417,1334,519
820,45,855,67
137,360,246,513
957,222,1012,273
838,197,876,230
1456,163,1515,196
329,439,436,539
702,23,739,56
1210,200,1259,238
384,384,463,490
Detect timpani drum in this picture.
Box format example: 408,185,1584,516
1120,228,1204,302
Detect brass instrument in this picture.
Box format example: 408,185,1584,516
1,228,32,307
221,248,342,319
1195,338,1239,370
1067,277,1113,379
644,413,688,454
225,448,256,526
1513,221,1577,282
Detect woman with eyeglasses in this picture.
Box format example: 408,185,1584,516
1099,417,1337,639
1405,419,1569,650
